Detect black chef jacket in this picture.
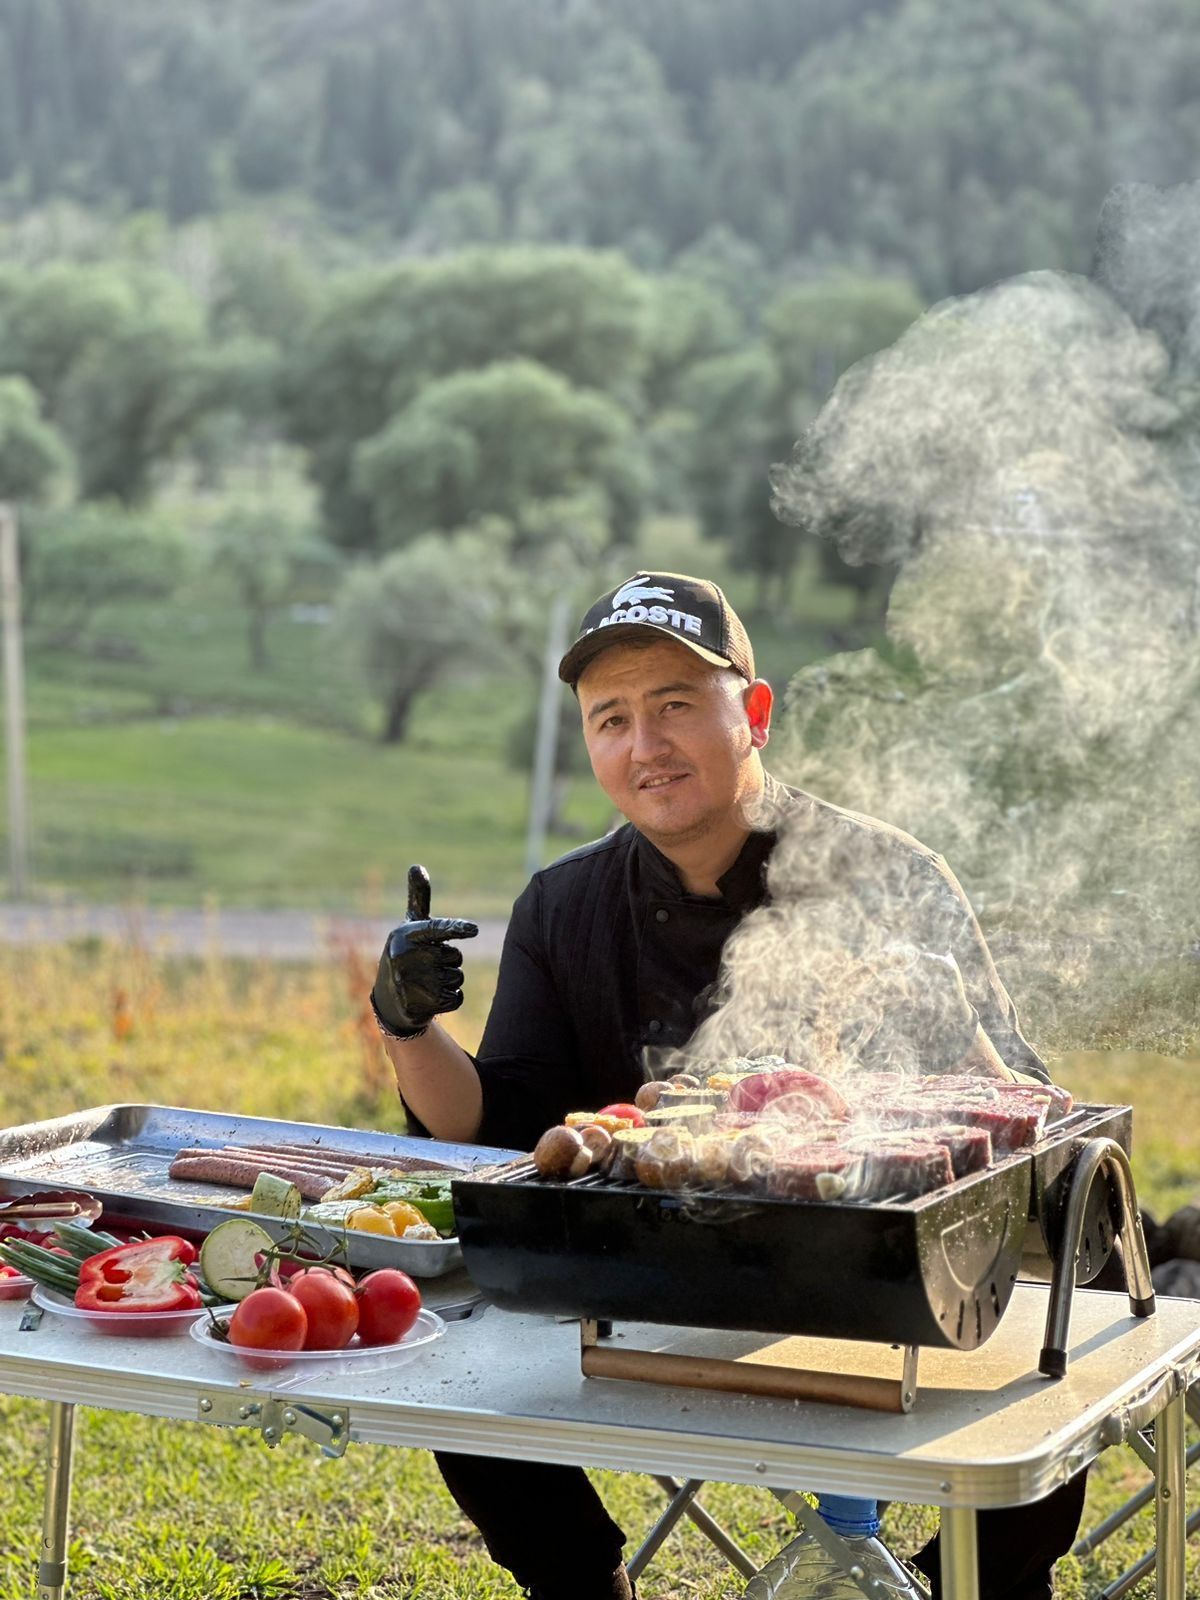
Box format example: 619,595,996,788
445,776,1048,1153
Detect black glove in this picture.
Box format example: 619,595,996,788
371,865,479,1039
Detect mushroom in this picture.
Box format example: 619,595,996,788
578,1124,614,1171
533,1125,593,1181
634,1080,667,1113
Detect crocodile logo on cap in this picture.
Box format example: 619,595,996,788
611,576,675,609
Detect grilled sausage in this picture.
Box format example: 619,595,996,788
167,1154,333,1200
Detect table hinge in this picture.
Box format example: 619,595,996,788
197,1393,350,1457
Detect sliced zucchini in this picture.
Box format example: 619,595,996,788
247,1172,302,1220
198,1218,275,1302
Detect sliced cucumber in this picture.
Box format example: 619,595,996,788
198,1218,275,1302
247,1172,302,1221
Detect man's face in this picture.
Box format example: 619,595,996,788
577,638,771,849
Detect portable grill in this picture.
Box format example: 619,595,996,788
453,1103,1155,1411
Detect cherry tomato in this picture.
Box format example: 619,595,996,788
355,1269,421,1346
271,1258,355,1291
228,1287,307,1351
597,1102,646,1128
288,1268,359,1350
0,1264,21,1280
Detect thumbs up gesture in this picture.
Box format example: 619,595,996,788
370,865,480,1040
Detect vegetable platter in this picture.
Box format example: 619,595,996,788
2,1213,440,1367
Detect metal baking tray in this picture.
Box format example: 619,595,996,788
0,1104,521,1278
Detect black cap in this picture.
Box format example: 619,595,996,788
558,571,756,688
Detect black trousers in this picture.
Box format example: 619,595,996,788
435,1452,627,1598
912,1470,1089,1600
436,1450,1087,1599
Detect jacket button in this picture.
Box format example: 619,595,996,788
647,1020,662,1035
655,908,669,923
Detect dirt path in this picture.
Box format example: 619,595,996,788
0,902,509,961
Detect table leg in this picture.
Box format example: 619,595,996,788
1155,1392,1186,1600
939,1507,980,1600
38,1400,76,1600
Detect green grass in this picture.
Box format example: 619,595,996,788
0,944,1195,1599
0,1409,874,1599
10,513,882,910
21,714,610,914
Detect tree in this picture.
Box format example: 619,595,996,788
0,263,129,415
208,222,319,347
233,91,306,193
283,248,652,549
315,52,367,210
104,84,164,209
0,376,71,504
0,33,23,180
205,498,331,672
21,502,187,643
674,346,784,610
331,530,507,744
166,109,215,223
496,36,700,251
61,282,209,502
764,275,924,404
24,0,74,154
412,183,504,251
762,274,924,615
352,358,644,551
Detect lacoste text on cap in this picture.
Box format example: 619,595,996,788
558,571,755,687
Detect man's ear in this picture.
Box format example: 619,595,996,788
744,679,773,749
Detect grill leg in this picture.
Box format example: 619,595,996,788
1040,1138,1155,1379
938,1507,979,1600
38,1400,76,1600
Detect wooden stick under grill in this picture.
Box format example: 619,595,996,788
579,1321,912,1412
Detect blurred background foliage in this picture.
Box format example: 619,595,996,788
0,0,1196,951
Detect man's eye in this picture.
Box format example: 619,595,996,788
601,714,624,730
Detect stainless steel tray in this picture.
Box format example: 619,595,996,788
0,1104,521,1279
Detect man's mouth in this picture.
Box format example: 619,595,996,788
638,773,689,791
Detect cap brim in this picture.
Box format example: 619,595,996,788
558,622,734,687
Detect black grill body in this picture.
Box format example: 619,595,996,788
453,1104,1132,1353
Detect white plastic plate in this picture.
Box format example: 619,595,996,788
30,1284,211,1338
188,1304,446,1377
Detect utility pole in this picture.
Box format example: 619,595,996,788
0,503,29,899
524,592,572,880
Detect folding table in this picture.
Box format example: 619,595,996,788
0,1282,1195,1600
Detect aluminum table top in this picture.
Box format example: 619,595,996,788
0,1283,1195,1509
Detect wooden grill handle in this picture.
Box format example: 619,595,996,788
580,1341,907,1413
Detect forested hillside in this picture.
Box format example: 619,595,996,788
3,0,1199,295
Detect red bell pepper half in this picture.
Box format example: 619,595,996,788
75,1237,201,1313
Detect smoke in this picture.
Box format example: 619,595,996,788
753,182,1200,1055
681,786,1001,1075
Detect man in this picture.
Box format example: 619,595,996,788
370,572,1084,1600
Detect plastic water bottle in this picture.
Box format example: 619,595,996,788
743,1496,927,1599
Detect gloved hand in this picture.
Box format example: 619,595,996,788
370,865,479,1039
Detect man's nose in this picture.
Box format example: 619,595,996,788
629,714,672,764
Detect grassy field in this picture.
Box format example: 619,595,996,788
12,516,878,911
0,940,1195,1598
